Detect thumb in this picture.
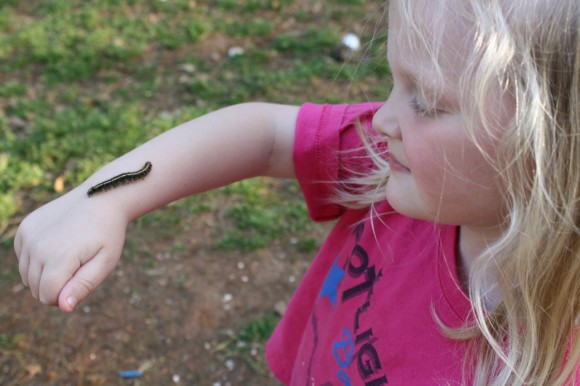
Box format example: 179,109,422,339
57,252,117,313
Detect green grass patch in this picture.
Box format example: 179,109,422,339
0,1,212,83
217,179,312,251
0,333,25,350
0,1,390,246
214,312,280,374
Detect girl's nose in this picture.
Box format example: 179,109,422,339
372,95,402,140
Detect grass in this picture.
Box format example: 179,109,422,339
214,312,281,375
214,179,313,251
0,1,390,244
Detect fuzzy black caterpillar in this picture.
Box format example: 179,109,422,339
87,161,152,197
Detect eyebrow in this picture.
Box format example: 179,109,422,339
387,45,456,108
388,50,439,93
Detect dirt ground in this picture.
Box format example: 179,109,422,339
0,188,334,385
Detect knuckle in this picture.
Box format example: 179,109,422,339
76,277,96,294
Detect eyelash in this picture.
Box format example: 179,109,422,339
409,96,440,118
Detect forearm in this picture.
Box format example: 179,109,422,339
14,102,299,311
74,102,299,221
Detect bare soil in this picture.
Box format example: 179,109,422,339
0,190,333,385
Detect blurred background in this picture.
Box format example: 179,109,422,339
0,0,391,384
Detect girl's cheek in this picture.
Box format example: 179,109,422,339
403,133,441,171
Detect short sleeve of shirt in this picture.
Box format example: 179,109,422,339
293,102,382,222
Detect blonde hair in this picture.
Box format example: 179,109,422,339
343,0,580,384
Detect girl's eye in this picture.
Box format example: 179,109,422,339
410,96,441,118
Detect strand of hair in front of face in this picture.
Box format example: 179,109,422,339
87,161,152,197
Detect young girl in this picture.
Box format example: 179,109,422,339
14,0,579,384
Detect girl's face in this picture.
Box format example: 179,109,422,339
373,1,511,231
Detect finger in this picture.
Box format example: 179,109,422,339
27,261,44,300
18,249,30,287
57,252,116,313
38,266,70,306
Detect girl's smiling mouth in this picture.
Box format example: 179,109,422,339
388,153,411,173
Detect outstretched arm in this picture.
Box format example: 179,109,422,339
14,102,299,312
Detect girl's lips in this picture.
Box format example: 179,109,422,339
388,153,411,173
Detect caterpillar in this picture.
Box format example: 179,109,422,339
87,161,152,197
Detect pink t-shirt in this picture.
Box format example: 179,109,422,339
266,103,474,385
